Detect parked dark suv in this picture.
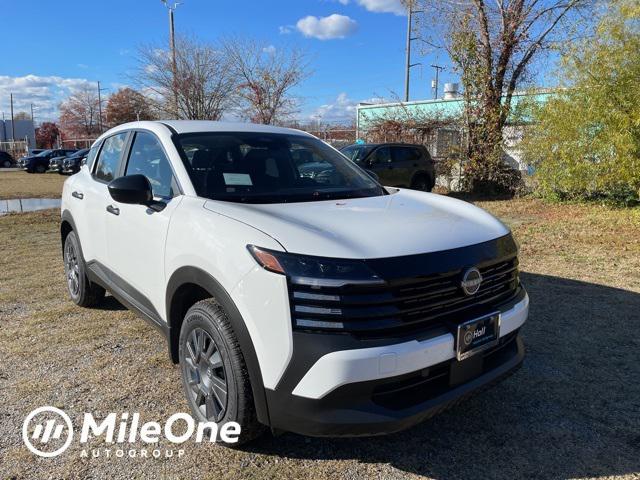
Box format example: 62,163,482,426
18,149,77,173
51,148,89,175
340,143,435,191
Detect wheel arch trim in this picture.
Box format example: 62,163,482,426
165,265,271,426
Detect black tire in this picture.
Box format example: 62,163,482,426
179,299,264,446
2,160,10,168
35,164,46,173
411,174,433,192
58,170,67,175
63,231,105,307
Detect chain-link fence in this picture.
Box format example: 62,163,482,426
0,140,30,161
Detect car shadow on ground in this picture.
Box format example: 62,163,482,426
246,272,640,479
98,295,128,311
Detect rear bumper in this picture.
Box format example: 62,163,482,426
265,289,528,437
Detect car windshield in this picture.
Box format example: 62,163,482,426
36,150,53,157
175,132,386,204
340,145,373,163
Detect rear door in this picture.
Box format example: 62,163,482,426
81,131,130,265
105,130,182,321
390,146,421,187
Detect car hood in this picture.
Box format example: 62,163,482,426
203,189,510,259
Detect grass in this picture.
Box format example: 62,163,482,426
0,170,67,200
0,199,639,479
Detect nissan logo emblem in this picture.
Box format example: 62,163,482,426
461,267,483,296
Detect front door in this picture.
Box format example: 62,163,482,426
105,130,182,322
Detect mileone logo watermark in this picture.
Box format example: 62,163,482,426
22,406,240,458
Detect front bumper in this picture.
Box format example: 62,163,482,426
265,289,528,437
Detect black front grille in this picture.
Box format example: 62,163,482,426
289,256,519,335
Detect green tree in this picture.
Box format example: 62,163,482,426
523,0,640,205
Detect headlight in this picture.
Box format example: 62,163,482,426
247,245,383,287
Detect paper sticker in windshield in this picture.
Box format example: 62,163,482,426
223,173,253,186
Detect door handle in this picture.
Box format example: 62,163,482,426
72,191,84,200
106,205,120,216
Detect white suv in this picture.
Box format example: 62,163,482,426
60,121,529,443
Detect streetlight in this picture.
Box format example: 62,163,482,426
161,0,182,118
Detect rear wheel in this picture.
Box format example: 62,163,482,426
63,231,105,307
411,174,433,192
2,160,11,168
179,299,264,446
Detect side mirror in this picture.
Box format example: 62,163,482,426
108,174,153,205
80,157,87,166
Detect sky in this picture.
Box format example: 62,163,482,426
1,0,465,124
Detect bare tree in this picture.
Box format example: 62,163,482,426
136,35,238,120
409,0,592,190
224,39,309,125
59,86,101,138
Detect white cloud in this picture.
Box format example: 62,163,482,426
0,74,93,122
311,93,387,123
296,14,357,40
311,93,358,123
262,45,277,55
279,25,293,34
357,0,406,15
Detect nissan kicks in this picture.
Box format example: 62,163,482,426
60,121,528,444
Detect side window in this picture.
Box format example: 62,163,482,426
372,147,391,164
125,131,175,198
85,145,100,170
94,133,127,182
392,147,421,163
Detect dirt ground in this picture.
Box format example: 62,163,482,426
0,170,67,200
0,198,639,479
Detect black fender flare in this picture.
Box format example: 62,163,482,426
61,209,80,257
165,266,270,426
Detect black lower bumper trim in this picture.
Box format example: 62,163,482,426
265,334,524,437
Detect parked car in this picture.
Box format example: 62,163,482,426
49,148,89,175
0,150,15,168
61,121,528,444
18,148,77,173
340,142,435,192
29,149,44,156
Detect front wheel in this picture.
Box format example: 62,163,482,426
63,231,105,307
179,299,264,446
2,160,11,168
35,164,46,173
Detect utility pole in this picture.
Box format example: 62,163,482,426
97,81,104,133
162,0,181,118
431,64,444,99
31,103,35,125
10,93,15,141
404,2,422,102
